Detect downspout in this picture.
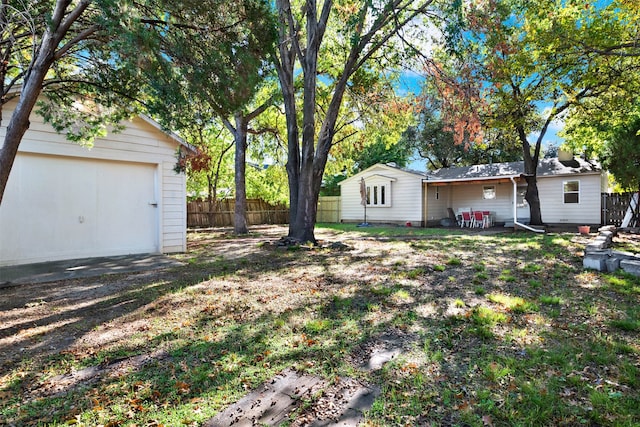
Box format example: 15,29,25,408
510,176,545,233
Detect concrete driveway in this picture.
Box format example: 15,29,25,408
0,253,184,286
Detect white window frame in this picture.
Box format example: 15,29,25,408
482,185,496,200
516,187,528,208
563,180,580,204
366,183,391,207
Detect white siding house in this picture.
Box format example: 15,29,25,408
339,164,427,225
338,159,604,228
0,99,191,266
424,158,604,226
537,174,603,225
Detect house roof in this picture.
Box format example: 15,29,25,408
426,157,601,183
138,114,196,154
339,163,428,185
8,86,196,154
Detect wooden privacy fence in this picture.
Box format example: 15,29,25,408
187,199,289,228
317,196,341,223
602,192,635,226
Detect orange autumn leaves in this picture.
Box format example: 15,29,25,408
423,61,487,150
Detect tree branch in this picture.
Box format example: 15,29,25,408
54,24,99,59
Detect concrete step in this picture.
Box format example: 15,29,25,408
203,368,379,427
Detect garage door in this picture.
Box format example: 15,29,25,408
0,153,159,265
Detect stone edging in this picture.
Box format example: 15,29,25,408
583,226,640,276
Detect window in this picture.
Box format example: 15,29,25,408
366,184,389,206
563,180,579,204
483,185,496,199
516,187,528,208
435,188,439,200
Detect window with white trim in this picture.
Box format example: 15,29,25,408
563,180,580,204
366,184,389,206
516,187,528,208
483,185,496,199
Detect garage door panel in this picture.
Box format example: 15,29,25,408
0,154,158,265
96,162,157,253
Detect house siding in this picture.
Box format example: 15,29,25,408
340,165,424,224
424,185,450,223
426,182,514,223
162,160,187,253
0,99,188,266
424,175,602,226
538,174,601,224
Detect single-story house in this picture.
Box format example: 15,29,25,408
0,98,192,266
339,158,605,227
339,163,428,225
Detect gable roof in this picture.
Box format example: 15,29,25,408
339,163,428,185
138,114,195,153
7,86,196,154
426,158,601,183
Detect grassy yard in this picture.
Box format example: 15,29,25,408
0,225,638,426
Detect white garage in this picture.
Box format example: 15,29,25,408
0,100,190,266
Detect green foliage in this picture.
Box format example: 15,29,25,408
352,137,414,173
599,116,640,191
144,0,277,120
320,173,347,196
246,164,289,205
404,87,522,170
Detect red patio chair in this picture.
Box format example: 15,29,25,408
473,211,485,228
482,211,492,227
460,211,473,228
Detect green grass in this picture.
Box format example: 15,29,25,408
606,272,640,295
446,257,462,266
317,223,466,237
539,295,563,305
487,293,539,313
2,227,638,427
498,269,517,282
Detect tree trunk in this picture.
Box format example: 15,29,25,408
520,127,544,225
0,57,53,206
206,174,215,227
523,174,543,225
274,0,434,243
274,0,299,236
233,114,249,234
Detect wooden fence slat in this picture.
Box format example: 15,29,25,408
317,196,341,223
187,198,289,228
602,192,634,226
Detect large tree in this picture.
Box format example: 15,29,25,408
274,0,438,243
0,0,120,205
402,96,521,170
430,0,640,225
143,0,277,234
563,92,640,192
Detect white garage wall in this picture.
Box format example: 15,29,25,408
0,99,188,266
